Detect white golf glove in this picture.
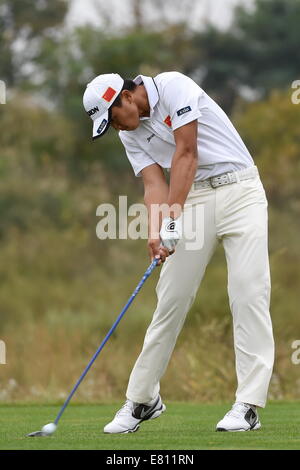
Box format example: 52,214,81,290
159,216,182,252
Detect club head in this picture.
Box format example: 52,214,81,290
26,430,48,437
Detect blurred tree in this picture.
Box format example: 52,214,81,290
3,0,299,178
234,89,300,206
187,26,250,113
36,25,193,108
190,0,300,112
34,25,193,174
0,92,75,169
92,0,207,32
132,0,143,30
0,0,68,86
0,92,77,235
234,0,300,92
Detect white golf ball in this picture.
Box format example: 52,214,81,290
41,423,57,435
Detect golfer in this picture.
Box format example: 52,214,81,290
83,71,274,432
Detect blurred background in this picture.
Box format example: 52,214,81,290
0,0,299,404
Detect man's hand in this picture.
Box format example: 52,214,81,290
148,238,172,266
159,216,182,252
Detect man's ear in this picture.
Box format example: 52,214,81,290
121,89,133,104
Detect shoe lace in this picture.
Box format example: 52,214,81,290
225,402,252,419
116,400,134,417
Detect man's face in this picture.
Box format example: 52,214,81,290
110,91,140,131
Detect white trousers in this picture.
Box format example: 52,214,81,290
126,166,275,408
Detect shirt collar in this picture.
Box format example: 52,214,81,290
133,74,159,119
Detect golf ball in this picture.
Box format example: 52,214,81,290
41,423,57,435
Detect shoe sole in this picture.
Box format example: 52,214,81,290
216,421,261,432
119,423,140,434
104,404,166,434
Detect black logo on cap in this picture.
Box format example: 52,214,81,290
87,106,99,116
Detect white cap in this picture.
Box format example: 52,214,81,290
83,73,124,140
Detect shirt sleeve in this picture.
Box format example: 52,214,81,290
119,132,156,177
160,72,203,131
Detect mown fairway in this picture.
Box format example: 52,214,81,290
0,401,299,450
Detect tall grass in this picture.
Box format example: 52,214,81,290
0,191,299,403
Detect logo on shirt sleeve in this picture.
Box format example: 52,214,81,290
177,106,192,116
164,115,172,127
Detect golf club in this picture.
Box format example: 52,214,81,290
27,257,160,437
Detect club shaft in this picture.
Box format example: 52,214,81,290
54,258,159,425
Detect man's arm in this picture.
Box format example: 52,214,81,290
167,120,198,219
142,121,198,260
141,163,171,264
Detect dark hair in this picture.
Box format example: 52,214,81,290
111,79,137,108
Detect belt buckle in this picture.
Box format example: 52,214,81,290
209,174,226,188
210,172,235,188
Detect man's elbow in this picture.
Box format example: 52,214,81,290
176,147,198,165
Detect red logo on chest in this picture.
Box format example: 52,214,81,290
164,115,172,127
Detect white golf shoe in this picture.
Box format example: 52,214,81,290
104,395,166,434
216,402,261,432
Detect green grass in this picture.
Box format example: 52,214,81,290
0,401,299,450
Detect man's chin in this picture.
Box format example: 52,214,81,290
119,123,140,131
129,123,140,131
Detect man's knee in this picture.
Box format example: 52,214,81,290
228,271,271,304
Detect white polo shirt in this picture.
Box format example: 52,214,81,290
119,71,254,181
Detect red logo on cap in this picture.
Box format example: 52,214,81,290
102,87,116,102
164,115,172,127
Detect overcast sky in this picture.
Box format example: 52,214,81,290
67,0,255,31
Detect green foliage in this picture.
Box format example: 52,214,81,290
0,0,68,85
191,0,300,111
234,0,300,91
32,25,194,173
0,94,75,164
36,25,192,109
0,0,299,404
234,90,300,204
